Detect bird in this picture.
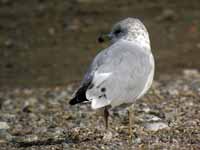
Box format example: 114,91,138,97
69,17,155,136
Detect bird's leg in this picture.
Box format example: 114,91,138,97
128,105,133,139
104,106,109,129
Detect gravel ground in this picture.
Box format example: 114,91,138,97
0,69,200,150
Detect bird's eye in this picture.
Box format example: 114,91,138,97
114,28,122,35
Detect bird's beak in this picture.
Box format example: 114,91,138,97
98,33,112,43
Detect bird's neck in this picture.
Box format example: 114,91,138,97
120,37,151,52
123,31,151,51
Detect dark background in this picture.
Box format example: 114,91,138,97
0,0,200,87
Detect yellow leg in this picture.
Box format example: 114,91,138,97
104,106,109,129
128,106,133,139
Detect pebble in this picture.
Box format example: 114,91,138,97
139,114,162,122
0,122,9,130
144,122,169,131
53,127,65,138
23,89,33,95
0,130,13,142
35,126,47,134
191,80,200,92
48,27,56,36
133,137,142,144
63,143,72,150
14,135,38,143
196,43,200,49
142,107,151,113
103,131,113,141
168,88,179,96
183,69,200,78
25,97,37,106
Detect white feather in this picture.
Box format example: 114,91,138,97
91,98,110,109
86,72,112,109
93,72,112,86
136,53,154,99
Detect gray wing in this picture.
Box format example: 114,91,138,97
69,46,110,105
82,40,129,85
83,40,154,109
81,48,110,86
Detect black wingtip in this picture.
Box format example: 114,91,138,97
69,83,91,105
69,97,78,105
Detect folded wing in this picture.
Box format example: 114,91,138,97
70,41,153,109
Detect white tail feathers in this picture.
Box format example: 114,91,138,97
86,72,112,109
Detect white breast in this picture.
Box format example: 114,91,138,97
136,53,154,99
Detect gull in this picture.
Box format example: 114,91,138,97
69,18,155,136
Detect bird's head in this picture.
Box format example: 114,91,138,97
98,18,150,49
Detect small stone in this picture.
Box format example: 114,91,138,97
22,98,37,113
133,137,142,144
144,122,169,131
183,69,200,78
103,131,113,141
63,143,71,150
0,113,15,120
53,127,64,138
16,135,38,143
0,122,9,130
23,89,33,95
48,27,56,36
168,88,179,96
35,126,47,134
0,130,13,142
191,80,200,92
139,114,162,122
22,97,38,109
142,107,151,113
0,139,7,144
196,43,200,49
